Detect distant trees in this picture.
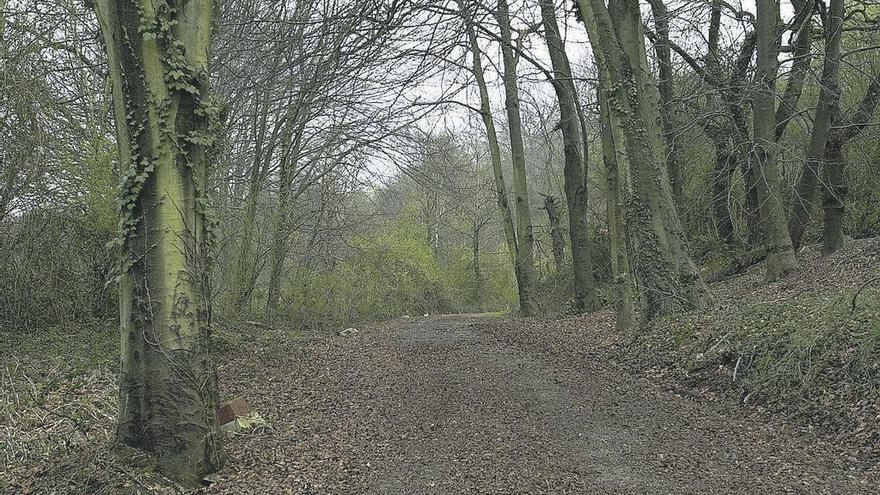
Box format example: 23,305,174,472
458,0,529,312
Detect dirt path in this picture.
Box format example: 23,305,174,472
210,315,876,494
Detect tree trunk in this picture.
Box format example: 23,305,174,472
578,0,709,320
711,139,736,245
472,223,483,306
543,195,565,274
821,139,847,254
789,0,843,250
458,0,527,310
94,0,223,484
539,0,598,312
753,0,798,280
646,0,682,204
820,74,880,252
598,88,636,331
497,0,537,315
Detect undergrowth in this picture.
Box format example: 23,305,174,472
630,270,880,458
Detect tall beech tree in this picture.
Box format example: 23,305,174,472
538,0,598,312
93,0,223,484
789,0,844,250
457,0,529,312
496,0,538,315
597,87,637,331
753,0,799,279
576,0,709,320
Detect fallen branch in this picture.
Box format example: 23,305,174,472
706,247,768,283
850,276,880,315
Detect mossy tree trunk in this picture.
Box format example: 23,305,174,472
542,195,565,275
94,0,223,485
496,0,537,315
577,0,709,321
753,0,799,280
538,0,598,312
597,88,636,331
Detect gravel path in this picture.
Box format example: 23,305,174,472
208,315,876,494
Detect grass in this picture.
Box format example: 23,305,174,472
627,275,880,457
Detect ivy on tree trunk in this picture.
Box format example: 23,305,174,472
94,0,223,485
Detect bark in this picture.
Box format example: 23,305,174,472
543,195,565,274
93,0,223,484
646,0,682,204
753,0,798,280
577,0,709,320
821,75,880,252
821,139,846,253
539,0,598,312
497,0,537,315
597,88,636,331
789,0,843,250
457,0,526,308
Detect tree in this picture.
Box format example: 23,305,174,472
752,0,798,279
577,0,709,320
822,76,880,253
496,0,538,315
458,0,529,312
789,0,844,250
538,0,599,312
597,87,637,331
645,0,682,204
93,0,223,484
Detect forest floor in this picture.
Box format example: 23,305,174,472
4,239,880,494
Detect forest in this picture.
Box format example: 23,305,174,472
2,0,880,493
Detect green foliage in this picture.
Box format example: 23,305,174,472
260,207,517,329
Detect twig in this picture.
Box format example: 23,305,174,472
850,276,880,315
733,355,743,382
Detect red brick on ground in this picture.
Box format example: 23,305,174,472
217,398,251,425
